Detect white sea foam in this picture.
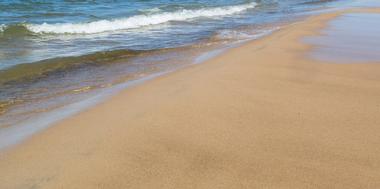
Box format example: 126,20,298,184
26,2,257,34
0,24,5,32
216,26,281,41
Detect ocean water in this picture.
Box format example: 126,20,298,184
0,0,376,148
0,0,342,69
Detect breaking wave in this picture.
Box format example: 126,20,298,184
23,2,256,34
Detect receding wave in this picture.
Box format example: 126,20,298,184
23,2,256,34
0,49,153,85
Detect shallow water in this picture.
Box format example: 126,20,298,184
306,13,380,63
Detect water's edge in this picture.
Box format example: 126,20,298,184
0,31,273,151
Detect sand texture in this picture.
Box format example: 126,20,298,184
1,9,380,189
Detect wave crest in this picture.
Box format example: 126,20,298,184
26,2,257,34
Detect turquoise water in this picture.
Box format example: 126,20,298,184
1,0,377,147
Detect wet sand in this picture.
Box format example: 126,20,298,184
1,8,380,189
305,12,380,63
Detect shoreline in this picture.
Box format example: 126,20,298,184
1,8,380,188
0,22,282,151
0,0,354,130
0,41,241,151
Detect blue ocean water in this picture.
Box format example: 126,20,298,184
0,0,347,70
0,0,377,144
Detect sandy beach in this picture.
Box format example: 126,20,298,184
1,8,380,189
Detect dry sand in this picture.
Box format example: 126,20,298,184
1,9,380,189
